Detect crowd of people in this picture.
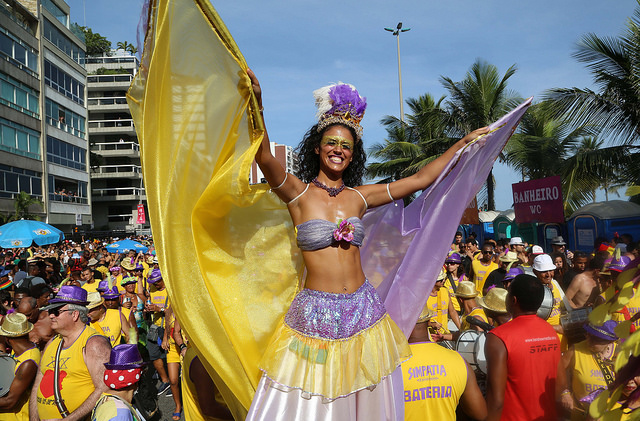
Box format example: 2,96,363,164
0,238,234,421
405,231,639,420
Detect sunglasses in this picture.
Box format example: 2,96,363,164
482,250,494,254
49,307,73,317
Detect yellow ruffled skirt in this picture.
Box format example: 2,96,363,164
258,280,411,400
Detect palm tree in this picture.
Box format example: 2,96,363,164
440,60,521,210
117,41,133,52
544,3,640,200
504,103,631,214
367,94,452,182
9,191,43,221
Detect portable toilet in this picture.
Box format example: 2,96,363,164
473,210,500,244
493,209,517,240
567,200,640,252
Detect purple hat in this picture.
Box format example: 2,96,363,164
445,253,462,264
104,344,147,370
43,285,89,309
503,267,525,282
109,266,121,273
97,280,109,293
584,320,618,342
102,286,121,300
134,264,144,271
147,268,162,284
609,256,632,273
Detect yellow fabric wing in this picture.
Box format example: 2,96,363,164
127,0,303,415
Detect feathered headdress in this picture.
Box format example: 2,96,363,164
313,83,367,141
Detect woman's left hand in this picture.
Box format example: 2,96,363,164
247,68,262,107
460,127,490,145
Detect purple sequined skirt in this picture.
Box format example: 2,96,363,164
284,280,387,340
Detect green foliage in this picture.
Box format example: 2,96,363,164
80,26,111,57
90,67,130,75
8,191,43,221
117,41,138,55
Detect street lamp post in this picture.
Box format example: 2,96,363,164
384,22,411,123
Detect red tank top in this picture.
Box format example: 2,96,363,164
490,314,561,421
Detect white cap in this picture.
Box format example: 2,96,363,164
533,254,556,272
530,245,544,255
509,237,524,246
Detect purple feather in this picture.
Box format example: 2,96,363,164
328,84,367,116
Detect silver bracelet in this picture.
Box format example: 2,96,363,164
271,172,288,190
387,183,398,207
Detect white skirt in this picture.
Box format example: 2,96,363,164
246,367,404,421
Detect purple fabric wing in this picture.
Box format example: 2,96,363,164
361,99,532,337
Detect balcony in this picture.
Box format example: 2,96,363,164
88,118,135,136
85,57,137,65
46,116,85,139
87,74,133,90
92,187,146,202
91,164,142,179
90,141,139,158
87,96,129,112
48,193,88,204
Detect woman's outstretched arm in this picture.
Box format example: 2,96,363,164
359,127,489,208
248,69,305,203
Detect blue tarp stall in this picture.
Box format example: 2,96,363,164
567,200,640,253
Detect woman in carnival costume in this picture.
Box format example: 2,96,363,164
246,69,488,420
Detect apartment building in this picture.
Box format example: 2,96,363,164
250,142,297,185
0,0,90,232
85,52,149,233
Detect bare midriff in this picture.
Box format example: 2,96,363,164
301,245,366,294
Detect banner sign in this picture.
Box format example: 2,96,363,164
460,197,479,225
137,204,146,224
512,176,564,223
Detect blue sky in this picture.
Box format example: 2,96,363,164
67,0,638,210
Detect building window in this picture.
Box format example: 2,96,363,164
48,174,87,203
0,164,42,199
44,60,85,106
0,117,39,159
45,98,85,138
42,18,85,66
46,136,86,171
0,26,38,76
0,72,39,117
41,0,68,27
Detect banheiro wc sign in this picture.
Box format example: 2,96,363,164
512,176,564,223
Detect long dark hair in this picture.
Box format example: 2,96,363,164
294,123,366,187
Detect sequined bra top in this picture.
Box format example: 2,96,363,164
296,217,365,251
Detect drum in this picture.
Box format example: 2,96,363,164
0,353,16,397
456,330,480,370
537,286,554,320
561,307,591,345
474,332,487,375
448,319,458,333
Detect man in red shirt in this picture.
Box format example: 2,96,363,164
485,274,564,421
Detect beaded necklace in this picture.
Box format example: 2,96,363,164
312,177,345,197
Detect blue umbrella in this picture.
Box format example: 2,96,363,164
106,239,148,253
0,220,65,248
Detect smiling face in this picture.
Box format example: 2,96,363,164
315,125,354,175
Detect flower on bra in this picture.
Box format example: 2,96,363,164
333,219,355,243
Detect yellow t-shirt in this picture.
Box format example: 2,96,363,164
402,341,467,421
82,281,99,294
426,289,450,333
91,308,123,347
571,340,615,421
471,260,498,297
7,346,41,421
37,326,99,419
547,282,563,327
443,274,463,313
460,307,488,332
150,287,169,327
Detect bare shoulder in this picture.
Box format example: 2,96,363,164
85,334,111,357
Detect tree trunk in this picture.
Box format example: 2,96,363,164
486,169,495,210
